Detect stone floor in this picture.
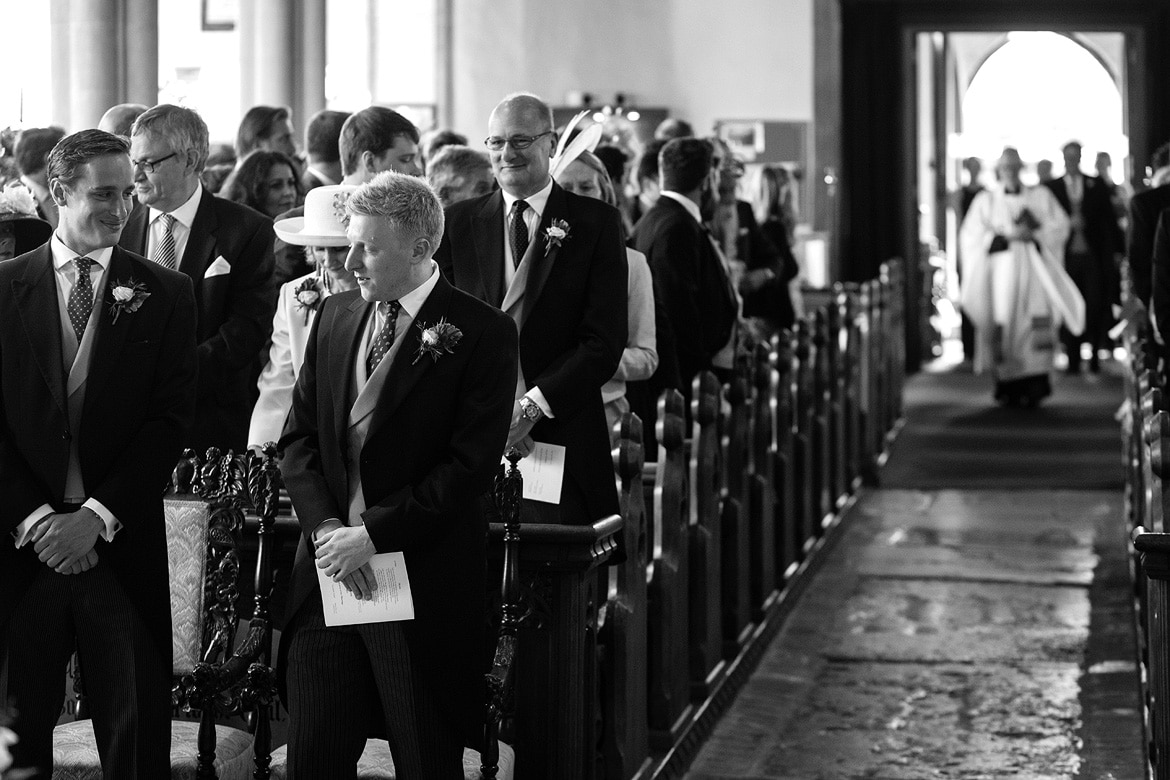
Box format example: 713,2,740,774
685,489,1143,779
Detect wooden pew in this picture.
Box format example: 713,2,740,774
811,307,833,533
773,332,801,580
647,389,693,749
750,341,781,611
1134,531,1170,780
719,365,754,657
792,316,818,556
598,413,652,780
687,372,729,695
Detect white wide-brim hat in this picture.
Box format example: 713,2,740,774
274,184,358,247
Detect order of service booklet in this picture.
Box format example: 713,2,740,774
316,552,415,626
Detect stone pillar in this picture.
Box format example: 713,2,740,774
298,0,327,134
252,0,295,106
123,0,158,107
49,0,72,128
69,0,121,129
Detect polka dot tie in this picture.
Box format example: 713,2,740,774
366,301,402,376
153,213,177,270
67,257,94,340
509,200,529,268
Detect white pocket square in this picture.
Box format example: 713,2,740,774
203,255,231,279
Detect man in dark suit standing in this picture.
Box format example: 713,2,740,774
632,137,739,392
1044,141,1123,373
435,92,627,526
299,109,350,194
119,104,276,453
278,173,517,777
0,129,197,779
1129,142,1170,309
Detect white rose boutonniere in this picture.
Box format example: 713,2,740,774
107,279,151,325
544,219,571,256
412,318,463,365
292,276,324,324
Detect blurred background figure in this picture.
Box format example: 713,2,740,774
0,183,52,262
425,144,494,208
219,150,302,220
301,109,350,193
952,156,986,362
236,105,298,162
654,117,694,141
14,126,65,229
1095,150,1129,224
1037,159,1055,183
97,103,148,137
750,165,804,334
419,128,469,171
628,138,667,226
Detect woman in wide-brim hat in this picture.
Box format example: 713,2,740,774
0,183,52,262
248,184,358,449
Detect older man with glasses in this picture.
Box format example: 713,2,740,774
435,92,627,527
119,103,277,454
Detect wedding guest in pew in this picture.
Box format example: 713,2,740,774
419,128,468,170
0,129,198,779
97,102,148,138
14,126,66,229
628,138,667,227
553,144,658,445
752,165,803,334
425,144,495,209
632,137,739,392
219,150,302,221
120,104,278,454
435,92,627,526
300,109,350,194
1128,141,1170,309
959,146,1077,408
0,182,52,262
235,104,298,164
278,172,517,778
247,184,357,450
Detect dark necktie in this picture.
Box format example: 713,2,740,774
509,200,530,268
153,213,177,270
366,301,402,375
67,257,94,340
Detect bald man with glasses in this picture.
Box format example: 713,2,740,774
434,92,627,527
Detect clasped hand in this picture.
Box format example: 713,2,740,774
31,509,102,575
506,400,537,456
314,523,378,600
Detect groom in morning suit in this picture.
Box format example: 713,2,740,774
0,130,198,779
278,173,518,777
434,92,627,526
119,104,277,454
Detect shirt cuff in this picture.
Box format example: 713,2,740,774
83,498,121,543
527,388,554,419
12,504,54,548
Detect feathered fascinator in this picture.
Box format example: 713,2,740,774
549,110,604,181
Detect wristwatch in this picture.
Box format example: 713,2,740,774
519,396,544,423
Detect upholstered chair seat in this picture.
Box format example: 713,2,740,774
53,720,253,780
266,739,515,780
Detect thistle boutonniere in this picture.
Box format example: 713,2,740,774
107,279,150,324
412,318,463,365
544,219,571,256
292,276,324,324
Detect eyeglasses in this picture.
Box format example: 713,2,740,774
132,151,179,173
483,131,552,152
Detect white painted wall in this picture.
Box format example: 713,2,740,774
450,0,814,139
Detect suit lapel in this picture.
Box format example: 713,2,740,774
83,249,134,406
180,190,218,282
366,276,454,438
472,193,505,306
330,294,370,450
522,182,566,322
12,246,66,415
121,202,149,256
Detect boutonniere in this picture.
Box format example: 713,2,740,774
107,279,150,324
292,276,324,324
412,318,463,365
544,219,571,256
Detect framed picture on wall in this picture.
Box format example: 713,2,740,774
202,0,238,31
719,121,766,161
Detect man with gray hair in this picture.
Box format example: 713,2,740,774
278,172,518,777
118,104,277,453
425,144,495,208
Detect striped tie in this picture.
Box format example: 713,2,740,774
153,213,177,269
67,257,94,340
366,301,402,375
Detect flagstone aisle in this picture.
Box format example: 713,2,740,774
685,367,1145,779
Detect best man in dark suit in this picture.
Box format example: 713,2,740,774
434,92,627,527
278,173,517,777
1044,141,1123,373
632,137,739,393
0,130,197,779
118,104,277,454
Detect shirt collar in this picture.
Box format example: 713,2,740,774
306,166,338,187
502,177,554,219
393,261,441,321
50,233,113,271
660,190,703,224
149,182,203,229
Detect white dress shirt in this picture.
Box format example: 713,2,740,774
147,182,203,266
354,262,442,389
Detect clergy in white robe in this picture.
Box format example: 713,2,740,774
959,147,1082,406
